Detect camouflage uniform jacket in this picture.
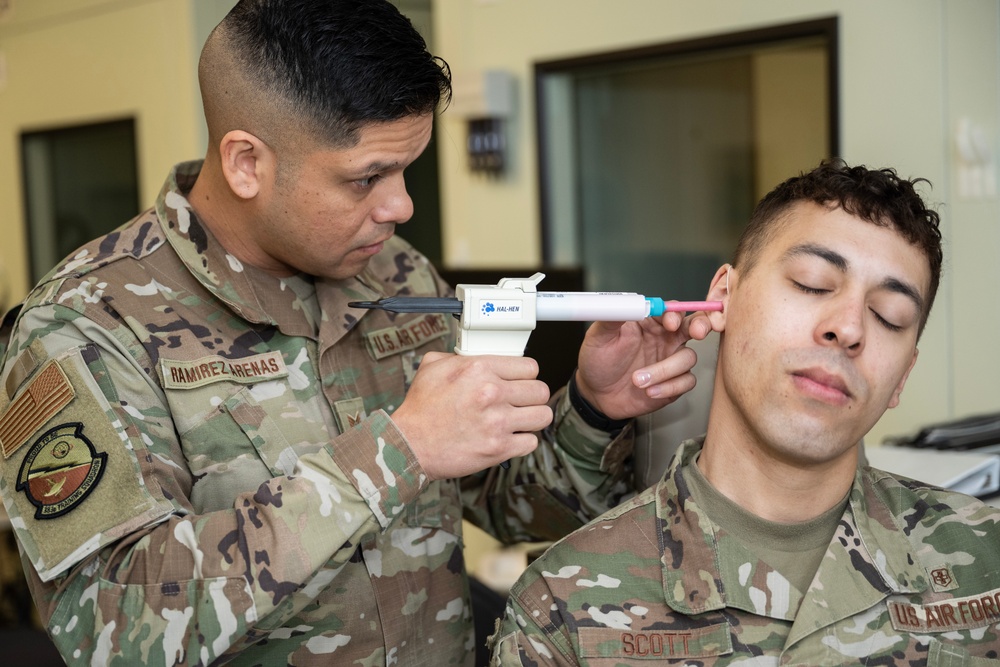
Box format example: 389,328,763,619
491,438,1000,666
0,161,635,666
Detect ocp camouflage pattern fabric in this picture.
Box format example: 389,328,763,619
0,161,636,666
491,439,1000,666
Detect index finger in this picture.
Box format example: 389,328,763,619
473,354,541,381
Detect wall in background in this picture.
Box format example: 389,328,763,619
0,0,217,300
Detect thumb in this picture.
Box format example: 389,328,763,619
583,320,626,346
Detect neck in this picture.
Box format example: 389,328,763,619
187,160,293,277
697,421,859,523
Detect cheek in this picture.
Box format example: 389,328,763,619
870,350,913,397
730,297,800,352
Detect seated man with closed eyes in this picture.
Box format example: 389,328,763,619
489,159,1000,666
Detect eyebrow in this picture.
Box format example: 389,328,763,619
358,160,401,175
784,243,925,313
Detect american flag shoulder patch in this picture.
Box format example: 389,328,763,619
0,361,75,459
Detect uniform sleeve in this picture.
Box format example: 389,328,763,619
0,301,425,664
460,386,635,544
488,570,580,667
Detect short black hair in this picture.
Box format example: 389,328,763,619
221,0,451,146
733,158,943,334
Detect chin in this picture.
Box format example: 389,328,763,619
761,421,857,464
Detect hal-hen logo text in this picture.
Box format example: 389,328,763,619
482,302,520,315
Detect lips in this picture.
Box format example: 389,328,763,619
358,236,392,255
792,367,853,403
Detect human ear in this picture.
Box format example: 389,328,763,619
705,264,733,332
218,130,272,200
887,348,919,409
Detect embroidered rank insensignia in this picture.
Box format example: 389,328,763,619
16,423,106,519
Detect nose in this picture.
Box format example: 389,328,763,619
372,175,414,225
817,295,865,355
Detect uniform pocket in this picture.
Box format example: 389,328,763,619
223,387,297,477
927,637,1000,666
163,378,332,513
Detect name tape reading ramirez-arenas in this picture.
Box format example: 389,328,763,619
159,352,288,389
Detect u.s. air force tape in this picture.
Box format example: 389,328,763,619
364,313,448,360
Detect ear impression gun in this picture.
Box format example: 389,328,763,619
349,272,722,356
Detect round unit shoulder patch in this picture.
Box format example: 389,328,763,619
15,423,107,520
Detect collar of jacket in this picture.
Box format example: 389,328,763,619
655,438,927,625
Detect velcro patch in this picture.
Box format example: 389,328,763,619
888,589,1000,632
364,313,448,360
159,352,287,389
0,350,173,581
0,361,75,459
578,622,732,660
16,423,106,519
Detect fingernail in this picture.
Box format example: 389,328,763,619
635,371,651,386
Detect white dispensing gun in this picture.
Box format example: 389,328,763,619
349,272,722,356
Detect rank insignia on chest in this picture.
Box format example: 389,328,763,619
334,397,368,434
15,423,107,519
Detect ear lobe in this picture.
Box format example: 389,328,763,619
887,348,919,409
705,264,733,331
219,130,270,200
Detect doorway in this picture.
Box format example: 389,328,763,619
20,118,140,285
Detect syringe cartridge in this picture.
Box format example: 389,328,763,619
350,293,722,319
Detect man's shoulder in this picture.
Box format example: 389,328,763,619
517,488,660,588
34,209,168,290
12,210,172,319
364,236,446,296
865,466,1000,548
866,465,1000,516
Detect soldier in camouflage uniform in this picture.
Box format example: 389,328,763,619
0,1,715,665
490,161,1000,665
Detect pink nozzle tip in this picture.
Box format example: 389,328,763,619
664,301,723,312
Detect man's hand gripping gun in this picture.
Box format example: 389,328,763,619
349,272,722,355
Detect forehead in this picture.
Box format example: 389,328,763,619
767,202,931,291
323,115,434,161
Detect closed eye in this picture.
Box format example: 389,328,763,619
871,309,903,332
792,281,829,295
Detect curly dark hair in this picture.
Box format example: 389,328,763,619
220,0,451,147
732,158,943,334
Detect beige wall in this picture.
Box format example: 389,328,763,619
752,45,829,200
432,0,1000,444
0,0,212,300
0,0,997,446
